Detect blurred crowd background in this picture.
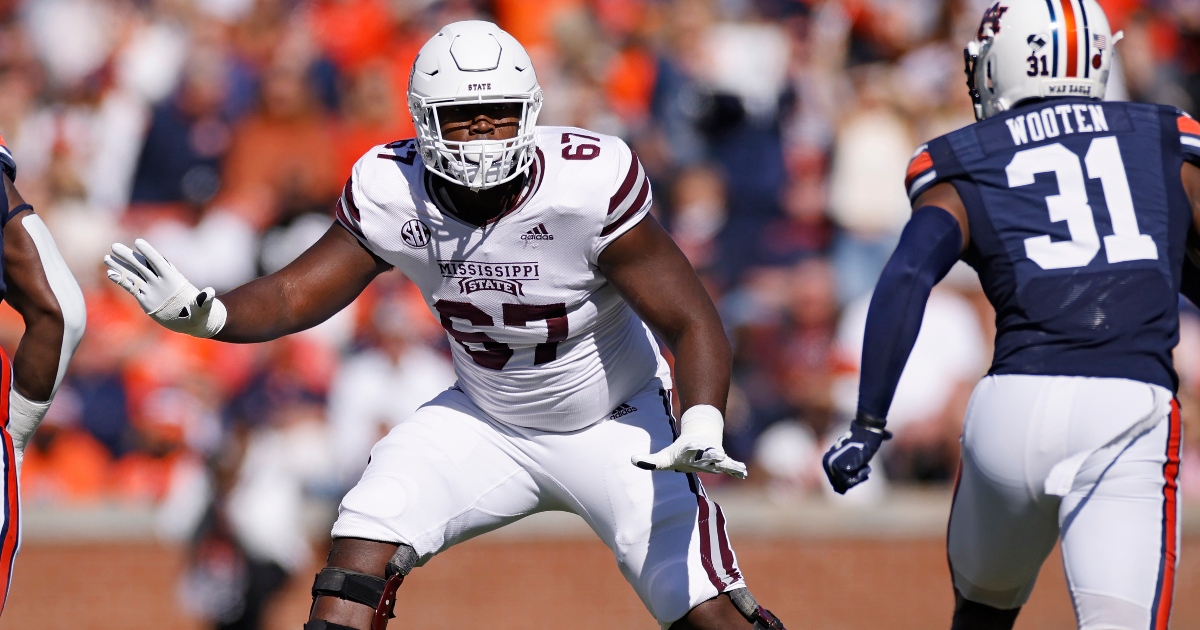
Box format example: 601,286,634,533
0,0,1197,626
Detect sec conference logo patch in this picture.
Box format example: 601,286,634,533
401,219,432,247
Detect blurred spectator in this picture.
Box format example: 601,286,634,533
306,0,394,74
754,163,833,267
669,164,727,270
833,273,987,482
726,258,841,459
327,289,455,487
129,51,234,218
179,338,336,630
20,403,112,504
216,62,339,230
826,65,914,305
332,58,412,179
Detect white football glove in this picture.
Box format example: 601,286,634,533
632,404,747,479
104,239,227,338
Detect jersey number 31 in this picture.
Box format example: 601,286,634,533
1007,136,1158,270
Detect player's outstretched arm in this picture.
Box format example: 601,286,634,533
106,223,392,344
598,215,746,479
2,174,87,469
823,182,969,494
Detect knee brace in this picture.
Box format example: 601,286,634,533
305,544,419,630
728,588,787,630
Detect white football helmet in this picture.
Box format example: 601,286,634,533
408,21,543,190
964,0,1122,120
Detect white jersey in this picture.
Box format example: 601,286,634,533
336,126,671,431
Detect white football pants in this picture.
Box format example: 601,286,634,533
331,380,746,627
949,375,1181,629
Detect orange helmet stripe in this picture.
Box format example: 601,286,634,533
1060,0,1079,77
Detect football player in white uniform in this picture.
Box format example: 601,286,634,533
104,21,785,630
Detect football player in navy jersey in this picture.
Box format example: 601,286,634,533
0,141,86,617
822,1,1198,628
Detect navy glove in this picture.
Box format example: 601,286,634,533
822,413,892,494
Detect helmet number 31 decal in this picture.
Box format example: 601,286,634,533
1027,54,1050,77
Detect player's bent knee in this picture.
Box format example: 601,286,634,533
306,542,418,630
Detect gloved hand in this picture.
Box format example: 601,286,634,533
104,239,227,338
823,413,892,494
632,404,747,479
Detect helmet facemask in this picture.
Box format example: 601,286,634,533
411,92,543,191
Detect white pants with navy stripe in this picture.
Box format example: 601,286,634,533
332,380,745,626
949,375,1181,629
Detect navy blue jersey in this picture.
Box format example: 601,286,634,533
907,98,1200,392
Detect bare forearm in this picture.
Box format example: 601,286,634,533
212,276,310,343
211,225,390,343
665,319,732,415
11,314,65,400
599,217,732,414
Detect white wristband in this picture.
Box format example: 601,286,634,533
201,296,228,339
151,289,227,339
678,404,725,443
9,388,50,452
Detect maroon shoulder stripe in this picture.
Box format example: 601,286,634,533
335,202,365,238
600,178,650,237
342,178,362,222
608,151,642,215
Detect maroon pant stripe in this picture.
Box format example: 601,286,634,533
713,503,742,583
694,495,725,591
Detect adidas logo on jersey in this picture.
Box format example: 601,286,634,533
521,223,554,241
608,403,637,420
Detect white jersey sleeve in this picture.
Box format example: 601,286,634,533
335,139,426,259
334,174,370,247
588,138,653,264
